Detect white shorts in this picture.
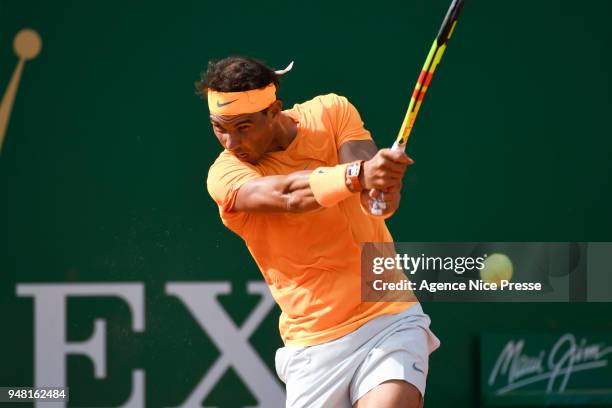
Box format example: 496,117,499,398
275,304,441,408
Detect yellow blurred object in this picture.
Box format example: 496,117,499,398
480,253,513,286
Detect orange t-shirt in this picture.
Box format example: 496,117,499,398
207,93,415,346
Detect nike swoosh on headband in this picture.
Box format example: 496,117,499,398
216,99,238,107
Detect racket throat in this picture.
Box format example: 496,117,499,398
391,141,407,152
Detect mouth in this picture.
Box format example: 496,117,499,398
235,152,250,161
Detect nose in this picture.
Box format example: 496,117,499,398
224,132,242,151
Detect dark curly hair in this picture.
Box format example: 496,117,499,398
195,56,280,96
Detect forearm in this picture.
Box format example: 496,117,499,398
233,171,321,213
284,171,322,212
338,139,378,163
231,139,411,215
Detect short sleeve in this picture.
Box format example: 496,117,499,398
328,94,373,147
207,152,261,231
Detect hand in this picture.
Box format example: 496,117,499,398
360,149,414,191
360,182,402,217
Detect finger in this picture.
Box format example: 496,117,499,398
370,174,403,196
377,157,413,175
383,194,401,214
376,176,403,190
369,189,381,199
379,149,415,165
379,161,409,175
383,192,400,204
384,181,403,193
378,171,402,181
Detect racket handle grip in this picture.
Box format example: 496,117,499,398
369,141,406,216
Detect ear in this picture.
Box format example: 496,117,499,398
267,99,283,117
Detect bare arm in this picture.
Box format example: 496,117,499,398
232,140,411,213
338,139,378,163
233,170,321,213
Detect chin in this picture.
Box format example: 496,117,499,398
235,152,260,164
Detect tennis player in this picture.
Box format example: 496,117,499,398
198,56,440,408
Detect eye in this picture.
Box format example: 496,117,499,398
238,125,251,132
212,123,225,132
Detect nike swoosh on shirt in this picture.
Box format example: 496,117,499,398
412,362,424,374
216,99,238,107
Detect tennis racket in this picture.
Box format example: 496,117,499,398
370,0,466,215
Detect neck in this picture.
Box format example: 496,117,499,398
267,112,298,152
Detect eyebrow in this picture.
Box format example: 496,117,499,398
210,118,255,127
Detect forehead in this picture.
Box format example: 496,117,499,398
209,111,263,125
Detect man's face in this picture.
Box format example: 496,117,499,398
209,109,274,164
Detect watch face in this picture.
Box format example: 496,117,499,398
348,164,359,176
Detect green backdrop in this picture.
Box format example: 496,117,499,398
1,0,611,406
